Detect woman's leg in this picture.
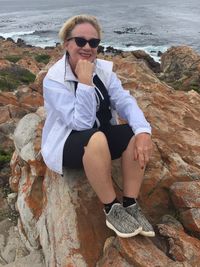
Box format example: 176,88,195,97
82,131,116,204
83,131,142,237
121,136,144,198
100,124,144,198
121,135,155,237
64,127,142,237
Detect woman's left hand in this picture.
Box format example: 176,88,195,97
133,133,153,169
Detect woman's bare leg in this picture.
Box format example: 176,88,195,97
121,136,145,198
82,131,116,204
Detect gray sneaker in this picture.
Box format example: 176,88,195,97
125,202,155,237
105,203,142,238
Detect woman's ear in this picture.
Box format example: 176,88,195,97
63,40,69,50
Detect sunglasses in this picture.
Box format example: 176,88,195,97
67,37,100,48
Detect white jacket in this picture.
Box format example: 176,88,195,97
41,54,151,174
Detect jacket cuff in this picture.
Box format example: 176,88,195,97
134,128,152,136
77,82,95,92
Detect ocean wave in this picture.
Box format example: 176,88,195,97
30,30,57,36
0,30,35,39
0,29,168,62
102,43,169,62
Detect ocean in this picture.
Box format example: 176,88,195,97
0,0,200,61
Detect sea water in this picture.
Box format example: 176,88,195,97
0,0,200,61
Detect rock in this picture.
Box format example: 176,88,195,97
170,181,200,233
18,90,43,109
132,49,161,73
170,181,200,209
160,214,184,231
111,236,171,267
10,106,120,266
0,106,10,124
0,189,10,221
16,57,42,75
0,59,12,70
160,46,200,93
11,115,113,265
16,38,26,47
105,46,123,55
0,217,44,267
9,151,22,193
13,113,42,161
6,38,15,43
0,223,29,264
0,219,14,265
97,241,132,267
0,92,18,107
30,70,48,95
7,193,17,211
0,250,45,267
7,104,29,120
37,168,112,267
180,209,200,234
97,45,105,54
110,54,200,223
157,224,200,265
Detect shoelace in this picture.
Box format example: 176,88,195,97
113,205,133,221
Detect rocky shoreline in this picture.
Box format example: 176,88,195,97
0,37,200,266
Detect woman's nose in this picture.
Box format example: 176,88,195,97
83,42,91,49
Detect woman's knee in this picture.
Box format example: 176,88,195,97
85,131,109,153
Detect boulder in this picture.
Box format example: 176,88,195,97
110,54,200,222
10,111,113,266
159,46,200,93
132,49,161,73
170,181,200,209
170,182,200,234
157,224,200,265
16,57,42,75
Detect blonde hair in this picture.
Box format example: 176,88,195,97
58,14,102,43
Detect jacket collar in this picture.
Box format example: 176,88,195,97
47,52,113,85
64,54,78,82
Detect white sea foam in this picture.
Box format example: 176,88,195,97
0,31,35,39
0,29,168,61
102,43,169,62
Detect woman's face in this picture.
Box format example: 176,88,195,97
65,23,99,71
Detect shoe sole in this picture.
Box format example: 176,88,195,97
140,230,155,237
106,220,142,238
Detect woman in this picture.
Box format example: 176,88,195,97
41,14,155,238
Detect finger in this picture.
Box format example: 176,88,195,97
143,153,149,168
144,146,152,165
138,152,145,169
133,148,138,161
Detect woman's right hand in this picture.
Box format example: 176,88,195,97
75,59,94,86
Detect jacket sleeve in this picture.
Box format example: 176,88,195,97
108,72,152,135
43,77,97,130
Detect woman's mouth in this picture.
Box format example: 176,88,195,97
79,52,91,59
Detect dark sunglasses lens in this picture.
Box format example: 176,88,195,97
89,39,100,48
75,37,87,47
74,37,100,48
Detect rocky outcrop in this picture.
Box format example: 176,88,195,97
159,46,200,93
0,42,200,266
0,218,45,267
10,111,113,267
170,181,200,235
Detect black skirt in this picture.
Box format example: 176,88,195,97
63,124,134,169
